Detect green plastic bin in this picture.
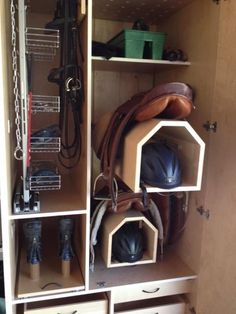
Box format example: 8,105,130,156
0,298,5,314
107,29,166,59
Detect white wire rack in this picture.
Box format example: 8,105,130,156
30,161,61,191
30,136,61,153
32,95,60,113
26,27,60,61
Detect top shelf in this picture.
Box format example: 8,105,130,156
92,56,191,73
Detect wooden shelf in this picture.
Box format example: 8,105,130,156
10,176,86,220
17,251,85,298
89,249,196,290
92,56,190,73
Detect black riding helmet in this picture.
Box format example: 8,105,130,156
140,141,182,189
112,222,144,263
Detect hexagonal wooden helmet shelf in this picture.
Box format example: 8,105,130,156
101,210,158,268
115,119,205,193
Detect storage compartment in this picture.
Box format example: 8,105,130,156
101,210,158,268
10,6,89,216
115,119,205,193
113,279,193,304
114,295,186,314
107,29,166,59
16,215,86,298
24,293,108,314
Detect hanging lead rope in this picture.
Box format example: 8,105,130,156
11,0,23,160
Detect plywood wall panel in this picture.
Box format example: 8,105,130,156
93,70,153,123
197,1,236,313
153,0,220,279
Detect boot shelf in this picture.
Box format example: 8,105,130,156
17,217,85,299
17,250,85,298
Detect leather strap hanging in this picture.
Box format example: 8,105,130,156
47,0,84,169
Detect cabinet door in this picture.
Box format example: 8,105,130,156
197,1,236,314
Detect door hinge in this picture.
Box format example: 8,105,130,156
203,121,217,132
197,206,210,219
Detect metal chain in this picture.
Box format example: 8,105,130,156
11,0,23,160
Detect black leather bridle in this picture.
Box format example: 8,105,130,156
47,0,84,169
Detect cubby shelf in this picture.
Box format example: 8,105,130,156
115,119,205,193
92,56,191,73
101,210,158,268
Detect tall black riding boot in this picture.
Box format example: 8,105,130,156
23,220,42,264
59,218,75,261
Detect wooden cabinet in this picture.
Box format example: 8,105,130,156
1,0,236,314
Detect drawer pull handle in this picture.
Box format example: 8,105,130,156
57,311,78,314
142,287,160,293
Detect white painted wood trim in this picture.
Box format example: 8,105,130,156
92,56,191,66
0,1,15,313
85,0,93,292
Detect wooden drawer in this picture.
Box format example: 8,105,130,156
113,279,193,303
114,296,186,314
24,293,108,314
116,302,185,314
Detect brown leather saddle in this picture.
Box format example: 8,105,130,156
93,82,194,210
